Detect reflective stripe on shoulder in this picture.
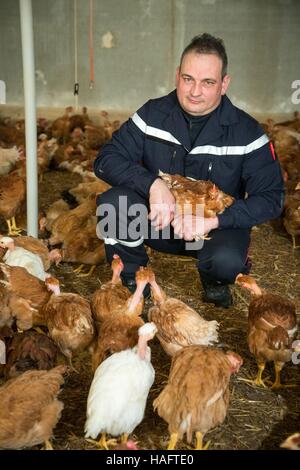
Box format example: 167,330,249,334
131,112,181,145
190,134,270,156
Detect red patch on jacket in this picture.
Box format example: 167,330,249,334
269,142,276,160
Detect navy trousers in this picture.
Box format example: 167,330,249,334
97,187,251,284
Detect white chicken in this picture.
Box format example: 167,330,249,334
0,237,47,281
85,322,157,449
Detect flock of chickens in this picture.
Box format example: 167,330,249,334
0,107,299,451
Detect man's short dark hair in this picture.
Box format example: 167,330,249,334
180,33,228,78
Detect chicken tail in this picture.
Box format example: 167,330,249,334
197,319,219,346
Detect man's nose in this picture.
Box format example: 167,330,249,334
190,82,203,96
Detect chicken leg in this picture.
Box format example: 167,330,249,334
86,433,117,450
167,433,178,450
270,362,297,389
238,362,268,387
194,432,210,450
6,217,23,236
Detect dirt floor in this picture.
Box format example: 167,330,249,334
1,169,299,451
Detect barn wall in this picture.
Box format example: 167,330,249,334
0,0,299,118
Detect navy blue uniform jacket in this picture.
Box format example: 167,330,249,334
94,91,284,229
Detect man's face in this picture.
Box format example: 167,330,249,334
175,52,230,116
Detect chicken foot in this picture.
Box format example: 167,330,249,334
188,432,210,451
6,217,23,236
43,439,54,450
86,433,118,450
238,362,269,387
72,264,96,277
270,362,298,389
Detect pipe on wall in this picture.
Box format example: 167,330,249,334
19,0,38,237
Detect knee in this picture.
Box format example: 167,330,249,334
215,249,247,283
199,248,247,284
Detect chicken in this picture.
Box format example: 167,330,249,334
37,137,58,181
281,433,300,450
64,179,111,204
12,235,62,270
60,216,105,276
91,266,148,371
283,192,300,248
0,263,51,330
39,198,70,234
44,277,95,367
0,161,26,236
159,170,234,218
0,236,48,281
0,146,22,176
85,322,157,449
235,274,298,388
148,270,218,356
153,345,242,450
3,330,58,379
0,365,66,449
91,254,131,323
48,196,96,246
0,282,12,328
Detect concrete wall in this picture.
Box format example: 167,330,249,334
0,0,299,118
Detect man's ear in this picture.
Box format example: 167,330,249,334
175,67,180,87
221,74,231,95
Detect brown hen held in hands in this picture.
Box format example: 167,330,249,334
159,171,234,218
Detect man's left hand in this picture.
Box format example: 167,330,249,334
171,214,219,241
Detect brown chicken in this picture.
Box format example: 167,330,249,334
153,345,242,450
48,195,96,246
0,281,12,328
91,267,149,371
283,192,300,248
91,254,131,323
159,170,234,218
235,274,298,388
148,270,219,356
0,365,66,449
60,216,105,276
0,263,51,330
3,330,58,379
0,161,26,235
39,198,70,234
44,277,95,367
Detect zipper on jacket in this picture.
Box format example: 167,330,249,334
208,161,213,178
172,150,176,159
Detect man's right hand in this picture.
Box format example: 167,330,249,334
148,178,176,231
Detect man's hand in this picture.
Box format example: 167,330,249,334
172,214,219,241
148,178,176,230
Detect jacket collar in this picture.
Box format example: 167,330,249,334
163,91,240,149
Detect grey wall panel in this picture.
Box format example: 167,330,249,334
0,0,299,116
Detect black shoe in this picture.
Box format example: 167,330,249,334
121,274,151,299
200,274,232,308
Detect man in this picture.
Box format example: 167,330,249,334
94,33,284,308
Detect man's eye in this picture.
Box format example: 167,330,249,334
205,81,214,86
183,77,192,83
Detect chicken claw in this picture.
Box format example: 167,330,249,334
86,433,118,450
